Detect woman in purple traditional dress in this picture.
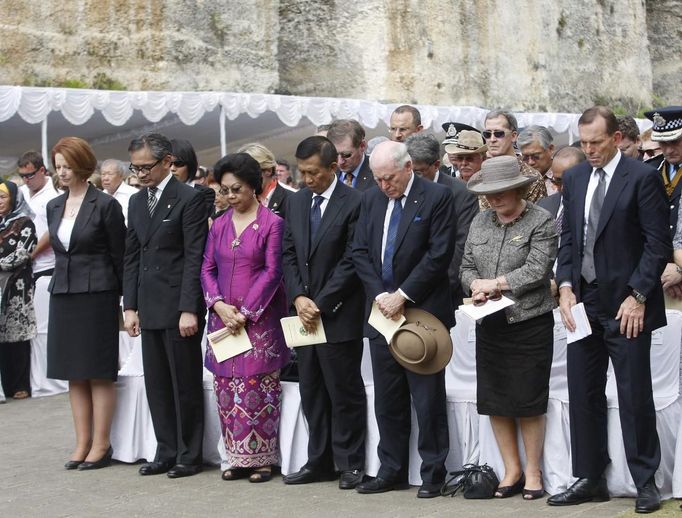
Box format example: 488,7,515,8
201,152,290,483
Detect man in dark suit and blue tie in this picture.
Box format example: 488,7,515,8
281,136,367,490
549,107,671,513
327,119,377,192
123,133,208,479
352,140,456,498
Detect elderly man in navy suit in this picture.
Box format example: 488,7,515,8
353,140,456,498
549,107,671,513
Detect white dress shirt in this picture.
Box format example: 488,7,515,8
20,180,60,273
310,176,338,218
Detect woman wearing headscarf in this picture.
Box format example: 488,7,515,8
0,180,37,400
46,137,126,470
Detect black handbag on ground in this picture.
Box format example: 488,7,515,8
440,463,499,499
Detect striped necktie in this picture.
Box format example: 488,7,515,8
147,187,158,216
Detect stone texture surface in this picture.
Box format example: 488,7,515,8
0,0,679,111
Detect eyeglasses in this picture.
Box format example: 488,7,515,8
642,148,661,158
482,130,508,140
129,158,162,175
19,171,37,180
521,153,543,163
170,160,186,168
218,185,243,196
337,151,354,160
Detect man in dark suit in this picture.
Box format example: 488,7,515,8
353,140,456,498
405,133,478,309
281,136,367,490
327,119,377,192
549,107,671,513
123,133,208,479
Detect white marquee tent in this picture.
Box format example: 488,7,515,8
0,85,651,176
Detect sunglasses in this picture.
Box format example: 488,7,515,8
218,185,243,196
482,130,509,140
337,151,354,160
19,171,37,180
642,148,661,158
170,160,186,168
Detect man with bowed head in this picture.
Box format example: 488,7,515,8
123,133,208,479
549,107,670,513
352,140,456,498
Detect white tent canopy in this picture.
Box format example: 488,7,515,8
0,85,650,175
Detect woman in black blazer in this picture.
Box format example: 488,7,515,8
46,137,126,471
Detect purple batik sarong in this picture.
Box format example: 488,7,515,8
214,370,282,468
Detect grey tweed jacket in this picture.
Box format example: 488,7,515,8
460,202,558,324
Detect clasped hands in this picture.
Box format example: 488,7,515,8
558,287,645,339
376,291,406,320
213,301,246,335
294,296,321,333
469,278,501,306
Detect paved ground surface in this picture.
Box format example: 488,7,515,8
1,393,678,517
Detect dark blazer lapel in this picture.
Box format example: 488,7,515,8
69,185,97,251
47,193,67,254
269,184,284,213
394,175,425,253
143,176,178,245
596,158,628,240
357,157,373,186
310,185,346,257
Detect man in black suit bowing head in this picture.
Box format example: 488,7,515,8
548,107,671,513
123,133,208,479
281,136,367,490
353,140,456,498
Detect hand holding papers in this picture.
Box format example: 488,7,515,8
565,302,592,344
368,301,406,344
459,295,515,321
280,316,327,348
207,326,253,362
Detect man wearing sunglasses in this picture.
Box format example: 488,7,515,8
17,151,65,397
644,106,682,300
327,119,377,192
479,110,547,210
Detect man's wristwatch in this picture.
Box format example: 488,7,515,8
632,289,647,305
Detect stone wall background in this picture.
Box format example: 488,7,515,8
1,0,679,113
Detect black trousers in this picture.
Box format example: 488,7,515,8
141,326,204,465
0,340,31,396
369,336,449,485
567,281,660,488
297,338,366,472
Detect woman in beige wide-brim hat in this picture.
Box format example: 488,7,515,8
460,155,558,500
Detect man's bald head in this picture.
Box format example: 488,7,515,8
369,141,413,199
551,146,586,193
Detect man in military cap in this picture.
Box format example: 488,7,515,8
443,130,487,184
645,107,682,298
439,122,479,177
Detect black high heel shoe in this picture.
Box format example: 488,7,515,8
77,446,113,470
64,459,85,470
495,473,525,498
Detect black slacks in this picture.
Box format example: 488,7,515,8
567,281,660,488
369,336,449,485
297,338,366,472
141,325,204,465
0,340,31,396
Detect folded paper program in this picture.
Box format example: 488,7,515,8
207,327,253,362
280,316,327,348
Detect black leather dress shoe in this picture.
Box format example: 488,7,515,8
635,479,660,514
78,446,113,471
356,476,410,494
282,467,336,485
139,460,174,476
547,478,609,506
417,482,442,499
339,469,363,490
167,464,203,478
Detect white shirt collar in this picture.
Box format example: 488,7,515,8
316,175,338,201
594,149,621,179
154,172,173,195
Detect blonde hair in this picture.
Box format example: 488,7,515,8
237,143,276,170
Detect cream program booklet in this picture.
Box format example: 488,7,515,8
368,301,406,344
280,316,327,348
207,327,253,362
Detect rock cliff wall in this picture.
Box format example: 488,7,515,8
0,0,678,112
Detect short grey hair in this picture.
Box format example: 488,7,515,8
393,142,411,168
405,133,440,164
100,158,128,178
517,125,554,150
485,110,518,132
128,133,172,160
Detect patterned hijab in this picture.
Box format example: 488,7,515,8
0,180,34,232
